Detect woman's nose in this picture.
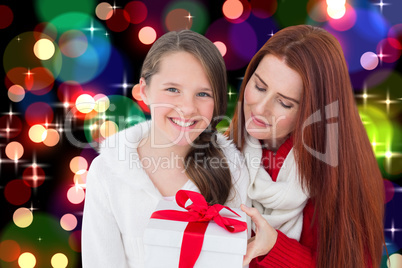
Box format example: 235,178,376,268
178,95,197,116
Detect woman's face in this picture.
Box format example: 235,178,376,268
140,51,215,147
243,54,303,147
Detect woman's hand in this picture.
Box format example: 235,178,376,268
241,204,278,266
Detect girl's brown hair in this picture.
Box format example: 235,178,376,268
141,30,232,205
227,25,384,267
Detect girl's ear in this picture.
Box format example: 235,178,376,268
139,77,149,105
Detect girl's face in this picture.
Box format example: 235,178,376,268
243,54,303,146
140,51,215,147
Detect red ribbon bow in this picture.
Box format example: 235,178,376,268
150,190,247,268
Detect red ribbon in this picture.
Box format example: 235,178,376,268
150,190,247,268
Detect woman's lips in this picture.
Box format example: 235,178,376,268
251,113,271,127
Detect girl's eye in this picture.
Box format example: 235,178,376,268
278,99,292,109
197,92,212,97
167,88,179,93
255,85,266,92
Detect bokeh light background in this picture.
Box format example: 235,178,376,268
0,0,402,267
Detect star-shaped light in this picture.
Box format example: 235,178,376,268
185,12,194,22
111,1,121,12
384,219,402,241
227,88,236,100
355,86,377,108
16,36,21,42
268,30,275,37
83,20,103,39
372,0,390,13
24,68,34,78
113,73,134,96
377,90,400,114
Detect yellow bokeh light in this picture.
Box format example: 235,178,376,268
75,94,95,114
5,141,24,160
69,156,88,174
18,252,36,268
100,121,119,138
43,129,60,147
33,39,55,60
13,208,33,228
139,26,157,45
388,253,402,268
8,85,25,102
94,94,110,112
327,5,346,19
51,253,68,268
326,0,346,8
385,151,392,158
29,124,47,143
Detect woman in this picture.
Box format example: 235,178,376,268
82,30,249,267
227,25,384,267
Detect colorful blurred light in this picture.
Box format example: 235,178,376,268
74,171,87,185
43,129,60,147
60,214,78,231
94,94,110,113
327,5,346,19
0,5,13,29
132,84,141,101
18,252,36,268
250,0,277,19
214,41,227,57
33,38,55,60
388,253,402,267
76,94,96,114
165,8,193,32
13,207,33,228
4,180,31,206
139,26,157,45
23,165,46,188
377,38,402,63
106,9,130,32
51,253,68,268
67,186,85,204
223,0,243,20
35,0,95,22
28,124,47,143
8,84,25,102
328,3,356,31
5,141,24,160
25,102,54,125
125,1,148,24
100,120,119,138
360,52,379,71
59,30,88,58
95,2,113,20
69,156,88,174
0,240,20,262
68,231,82,252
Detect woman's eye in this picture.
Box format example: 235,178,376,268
278,99,292,109
197,92,212,97
255,85,266,92
167,88,179,93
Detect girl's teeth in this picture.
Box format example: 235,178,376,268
171,118,195,127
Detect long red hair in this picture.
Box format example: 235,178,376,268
227,25,384,267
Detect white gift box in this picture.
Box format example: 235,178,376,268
144,199,247,268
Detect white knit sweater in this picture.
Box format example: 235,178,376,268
244,135,309,241
81,121,250,267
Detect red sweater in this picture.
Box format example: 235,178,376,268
250,139,318,267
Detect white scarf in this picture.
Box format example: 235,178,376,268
244,136,309,241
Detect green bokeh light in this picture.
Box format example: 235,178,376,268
0,213,78,268
163,1,209,34
358,105,392,158
274,0,309,28
35,0,95,22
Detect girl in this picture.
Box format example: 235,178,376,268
227,25,384,267
82,30,249,267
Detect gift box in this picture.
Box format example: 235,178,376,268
143,190,248,268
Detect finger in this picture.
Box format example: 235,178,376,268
242,242,257,266
241,205,267,228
